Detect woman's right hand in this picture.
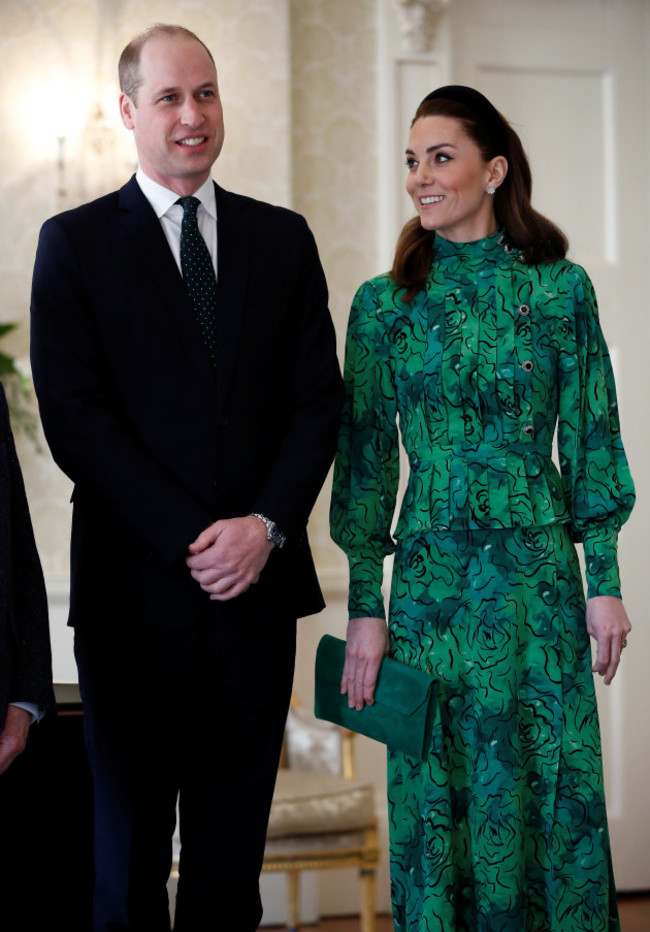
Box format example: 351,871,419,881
341,617,390,711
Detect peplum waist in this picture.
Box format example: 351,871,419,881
394,441,569,536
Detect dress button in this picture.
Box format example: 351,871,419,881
518,303,530,316
521,359,534,372
523,424,534,437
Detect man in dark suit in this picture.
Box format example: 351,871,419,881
30,24,342,932
0,384,65,929
0,382,53,774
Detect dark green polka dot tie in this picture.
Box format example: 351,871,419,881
177,196,217,366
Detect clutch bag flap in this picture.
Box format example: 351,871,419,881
314,634,437,760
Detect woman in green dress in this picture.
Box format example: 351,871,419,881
330,86,634,931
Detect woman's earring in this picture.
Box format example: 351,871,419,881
486,186,496,195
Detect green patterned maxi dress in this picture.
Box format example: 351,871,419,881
330,231,635,932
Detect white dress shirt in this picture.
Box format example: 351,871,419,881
9,702,41,724
135,169,218,277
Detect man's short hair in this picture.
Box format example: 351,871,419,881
118,24,215,104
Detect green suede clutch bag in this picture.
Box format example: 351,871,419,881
314,634,438,761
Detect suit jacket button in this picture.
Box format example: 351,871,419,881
218,416,229,427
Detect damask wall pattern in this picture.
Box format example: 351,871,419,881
290,0,379,573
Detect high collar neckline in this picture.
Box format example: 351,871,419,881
433,228,511,262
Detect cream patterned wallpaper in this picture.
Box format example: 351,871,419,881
290,0,379,576
0,0,379,581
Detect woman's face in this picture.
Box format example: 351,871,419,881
405,115,505,242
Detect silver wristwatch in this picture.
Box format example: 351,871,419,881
250,513,286,549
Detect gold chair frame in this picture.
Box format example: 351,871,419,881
262,718,380,932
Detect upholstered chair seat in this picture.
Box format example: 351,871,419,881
262,704,380,932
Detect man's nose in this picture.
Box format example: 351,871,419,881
180,98,204,126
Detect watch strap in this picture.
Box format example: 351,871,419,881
250,512,286,549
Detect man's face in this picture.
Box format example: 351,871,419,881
120,35,225,196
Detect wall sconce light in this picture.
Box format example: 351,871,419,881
53,100,119,210
86,102,115,156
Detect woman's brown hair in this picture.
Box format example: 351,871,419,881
392,95,568,301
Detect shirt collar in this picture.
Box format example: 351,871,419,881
135,169,217,221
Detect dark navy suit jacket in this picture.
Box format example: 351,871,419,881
30,177,343,635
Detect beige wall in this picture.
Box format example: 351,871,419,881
290,0,379,576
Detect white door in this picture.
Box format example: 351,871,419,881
446,0,650,890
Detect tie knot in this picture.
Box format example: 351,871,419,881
177,195,200,218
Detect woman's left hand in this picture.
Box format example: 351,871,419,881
586,595,632,685
342,617,390,711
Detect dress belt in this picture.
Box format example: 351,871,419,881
409,441,552,468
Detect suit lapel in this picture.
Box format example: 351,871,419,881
214,184,252,416
116,177,217,396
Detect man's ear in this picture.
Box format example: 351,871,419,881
120,93,136,130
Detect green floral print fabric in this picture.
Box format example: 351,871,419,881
330,230,634,931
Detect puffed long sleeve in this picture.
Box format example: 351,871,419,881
556,265,635,598
330,280,399,618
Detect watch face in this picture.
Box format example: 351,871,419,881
268,523,286,548
251,513,285,547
